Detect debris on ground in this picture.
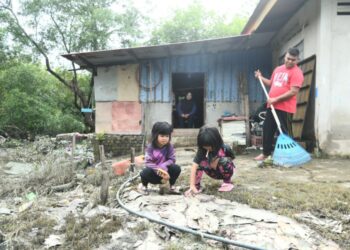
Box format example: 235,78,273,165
0,135,349,249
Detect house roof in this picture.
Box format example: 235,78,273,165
61,32,274,69
241,0,306,35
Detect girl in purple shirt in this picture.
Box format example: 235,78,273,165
138,122,181,195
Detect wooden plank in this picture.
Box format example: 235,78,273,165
292,56,316,140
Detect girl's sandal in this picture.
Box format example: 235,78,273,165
137,183,149,195
218,183,234,192
169,185,180,194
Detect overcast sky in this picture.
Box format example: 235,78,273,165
132,0,259,21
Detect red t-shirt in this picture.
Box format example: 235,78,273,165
268,65,304,113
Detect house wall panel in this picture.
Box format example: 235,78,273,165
95,102,113,133
95,67,118,101
116,64,139,101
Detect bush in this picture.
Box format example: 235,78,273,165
0,63,86,138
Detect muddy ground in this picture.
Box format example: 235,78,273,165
0,137,349,249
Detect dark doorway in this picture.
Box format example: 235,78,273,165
172,73,205,128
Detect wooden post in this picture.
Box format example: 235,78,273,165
239,72,251,146
243,88,251,146
72,133,76,160
99,145,109,205
130,147,135,172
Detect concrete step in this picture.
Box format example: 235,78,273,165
172,136,196,147
172,128,199,137
171,128,198,147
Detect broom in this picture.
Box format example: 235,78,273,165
258,76,311,167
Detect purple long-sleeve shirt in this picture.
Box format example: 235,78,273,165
145,143,176,171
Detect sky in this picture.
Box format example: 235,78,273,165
132,0,259,21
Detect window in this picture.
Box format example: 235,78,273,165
337,1,350,15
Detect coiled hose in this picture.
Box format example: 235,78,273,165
116,173,267,250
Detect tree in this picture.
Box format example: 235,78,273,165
0,63,85,138
0,0,144,131
148,3,248,45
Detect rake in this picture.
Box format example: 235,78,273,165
258,76,311,167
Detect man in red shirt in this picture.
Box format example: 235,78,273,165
254,48,304,161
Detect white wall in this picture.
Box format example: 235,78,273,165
271,0,320,64
321,0,350,154
143,103,172,133
205,102,242,127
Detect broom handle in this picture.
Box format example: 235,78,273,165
258,76,283,134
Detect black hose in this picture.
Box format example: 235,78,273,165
116,173,267,250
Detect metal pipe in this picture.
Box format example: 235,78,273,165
116,174,267,250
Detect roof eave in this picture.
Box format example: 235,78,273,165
61,33,273,69
241,0,278,35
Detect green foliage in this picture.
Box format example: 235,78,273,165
0,29,7,64
17,0,144,52
0,63,85,137
95,131,106,142
149,2,248,45
0,0,145,131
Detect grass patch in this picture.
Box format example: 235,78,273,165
62,213,123,250
214,180,350,249
130,221,149,234
1,210,57,247
175,166,350,248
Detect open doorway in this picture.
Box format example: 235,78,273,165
172,73,205,128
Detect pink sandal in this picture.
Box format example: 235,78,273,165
218,183,234,192
254,154,267,161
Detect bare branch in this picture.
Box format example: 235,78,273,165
2,5,71,89
49,11,70,53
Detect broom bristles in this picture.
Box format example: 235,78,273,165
273,134,311,167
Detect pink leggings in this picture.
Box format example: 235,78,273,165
195,158,235,189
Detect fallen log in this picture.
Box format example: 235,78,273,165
50,178,76,192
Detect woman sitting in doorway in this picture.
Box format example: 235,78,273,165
176,91,197,128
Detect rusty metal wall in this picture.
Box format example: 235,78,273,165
138,48,272,103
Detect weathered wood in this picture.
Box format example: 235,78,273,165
50,178,76,192
244,93,251,146
130,147,135,172
71,133,76,160
99,145,109,205
238,72,251,146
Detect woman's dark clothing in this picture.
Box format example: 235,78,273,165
176,100,197,128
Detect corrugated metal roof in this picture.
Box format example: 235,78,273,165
61,33,274,69
242,0,306,35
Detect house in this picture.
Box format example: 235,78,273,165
62,35,272,156
62,0,350,156
241,0,350,155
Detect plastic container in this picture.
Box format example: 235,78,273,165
112,159,130,176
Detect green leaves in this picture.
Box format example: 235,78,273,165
148,2,248,45
0,63,84,137
15,0,144,52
